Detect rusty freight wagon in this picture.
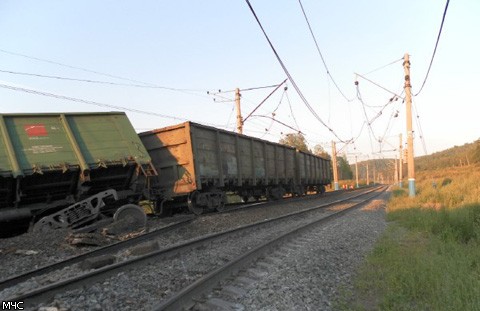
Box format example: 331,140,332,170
139,121,331,215
0,112,156,234
296,150,332,194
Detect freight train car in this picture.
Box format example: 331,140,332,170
296,150,332,195
139,121,331,215
0,112,156,234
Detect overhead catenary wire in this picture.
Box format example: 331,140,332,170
414,0,451,96
244,0,348,143
243,79,288,122
217,83,285,93
250,115,303,134
355,83,376,154
363,57,404,76
0,49,222,101
284,89,301,133
0,49,163,87
355,73,404,99
412,99,428,155
258,89,286,137
0,82,230,129
0,68,210,98
297,0,354,102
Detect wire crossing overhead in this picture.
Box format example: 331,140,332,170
363,57,404,75
354,73,404,99
0,68,207,95
244,0,348,143
0,82,227,129
0,49,208,97
243,79,288,123
415,0,451,96
297,0,354,102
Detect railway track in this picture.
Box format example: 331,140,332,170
0,190,342,291
153,186,387,310
2,186,385,309
0,217,195,291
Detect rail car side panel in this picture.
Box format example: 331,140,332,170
139,123,197,197
141,122,299,198
0,112,152,218
295,150,331,187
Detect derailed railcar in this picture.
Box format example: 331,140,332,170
0,112,155,234
139,121,331,215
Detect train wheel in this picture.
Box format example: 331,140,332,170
113,204,147,230
188,191,204,215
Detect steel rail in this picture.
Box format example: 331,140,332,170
9,186,382,307
154,186,387,310
0,217,194,291
1,188,346,291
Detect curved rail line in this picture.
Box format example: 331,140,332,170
154,186,387,310
8,186,383,307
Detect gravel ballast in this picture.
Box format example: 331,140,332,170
225,191,389,310
0,189,388,310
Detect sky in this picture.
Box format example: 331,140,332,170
1,0,479,162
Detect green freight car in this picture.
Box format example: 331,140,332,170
0,112,155,234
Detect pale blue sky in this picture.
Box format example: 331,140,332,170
1,0,479,160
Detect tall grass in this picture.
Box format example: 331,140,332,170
339,164,480,310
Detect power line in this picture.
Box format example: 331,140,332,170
259,89,287,137
356,83,376,153
413,99,428,154
250,115,303,134
414,0,451,96
0,49,211,98
284,89,301,132
218,83,285,93
297,0,354,102
355,73,404,99
243,79,288,122
0,68,208,96
363,57,404,75
0,82,229,129
244,0,348,143
0,49,157,86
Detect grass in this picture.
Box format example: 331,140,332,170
337,165,480,310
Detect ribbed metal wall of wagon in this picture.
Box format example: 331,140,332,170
139,122,332,215
0,112,157,235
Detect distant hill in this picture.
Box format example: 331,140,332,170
348,139,480,183
416,139,480,171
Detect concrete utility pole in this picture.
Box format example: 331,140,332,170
373,163,376,185
394,156,398,185
355,155,359,188
404,53,416,197
366,162,369,186
399,134,403,188
331,141,339,190
235,88,243,134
